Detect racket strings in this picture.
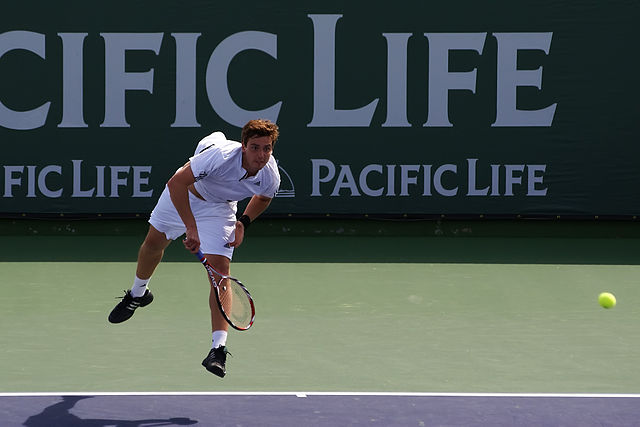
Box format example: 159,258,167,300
217,278,253,329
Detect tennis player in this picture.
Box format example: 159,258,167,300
108,119,280,378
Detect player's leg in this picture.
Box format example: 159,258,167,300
109,186,184,324
135,225,173,283
188,196,236,377
130,185,187,296
207,254,231,337
108,226,172,324
201,254,231,377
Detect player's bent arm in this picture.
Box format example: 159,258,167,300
241,195,273,224
229,195,272,248
167,162,199,250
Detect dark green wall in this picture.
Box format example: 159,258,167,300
1,1,638,216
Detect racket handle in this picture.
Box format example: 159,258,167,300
195,249,206,262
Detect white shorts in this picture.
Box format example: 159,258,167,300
149,186,237,259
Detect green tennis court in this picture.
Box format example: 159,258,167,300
1,219,638,394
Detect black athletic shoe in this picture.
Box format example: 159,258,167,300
202,346,230,378
108,289,154,324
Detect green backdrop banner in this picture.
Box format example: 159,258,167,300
1,1,638,216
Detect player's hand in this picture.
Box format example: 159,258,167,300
228,221,245,248
183,228,200,253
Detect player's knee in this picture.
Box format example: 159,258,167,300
141,231,170,253
142,239,167,254
207,254,230,276
148,225,170,242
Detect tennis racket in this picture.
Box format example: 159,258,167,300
195,249,255,331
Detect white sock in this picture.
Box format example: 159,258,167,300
212,330,228,349
130,276,149,297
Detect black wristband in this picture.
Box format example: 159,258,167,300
238,214,251,230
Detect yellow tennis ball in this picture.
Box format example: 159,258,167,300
598,292,616,309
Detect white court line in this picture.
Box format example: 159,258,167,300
1,392,640,398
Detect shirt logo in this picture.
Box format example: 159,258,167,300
254,181,261,186
194,172,207,182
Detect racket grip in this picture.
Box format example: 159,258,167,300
195,249,206,262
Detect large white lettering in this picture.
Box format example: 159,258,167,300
493,32,557,127
423,33,486,127
2,161,154,198
3,165,62,197
0,20,556,130
382,33,411,127
59,33,88,128
0,31,50,130
311,158,548,197
205,31,281,128
307,14,379,127
101,33,163,128
171,33,201,128
310,158,335,196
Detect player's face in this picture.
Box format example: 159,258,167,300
242,136,273,174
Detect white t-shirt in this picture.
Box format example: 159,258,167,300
189,132,281,207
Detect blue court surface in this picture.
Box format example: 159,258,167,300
1,392,640,426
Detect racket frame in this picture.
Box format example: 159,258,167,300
195,249,256,331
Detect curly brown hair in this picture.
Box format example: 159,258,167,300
241,119,279,146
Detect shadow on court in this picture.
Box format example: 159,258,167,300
3,394,640,427
22,396,197,427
